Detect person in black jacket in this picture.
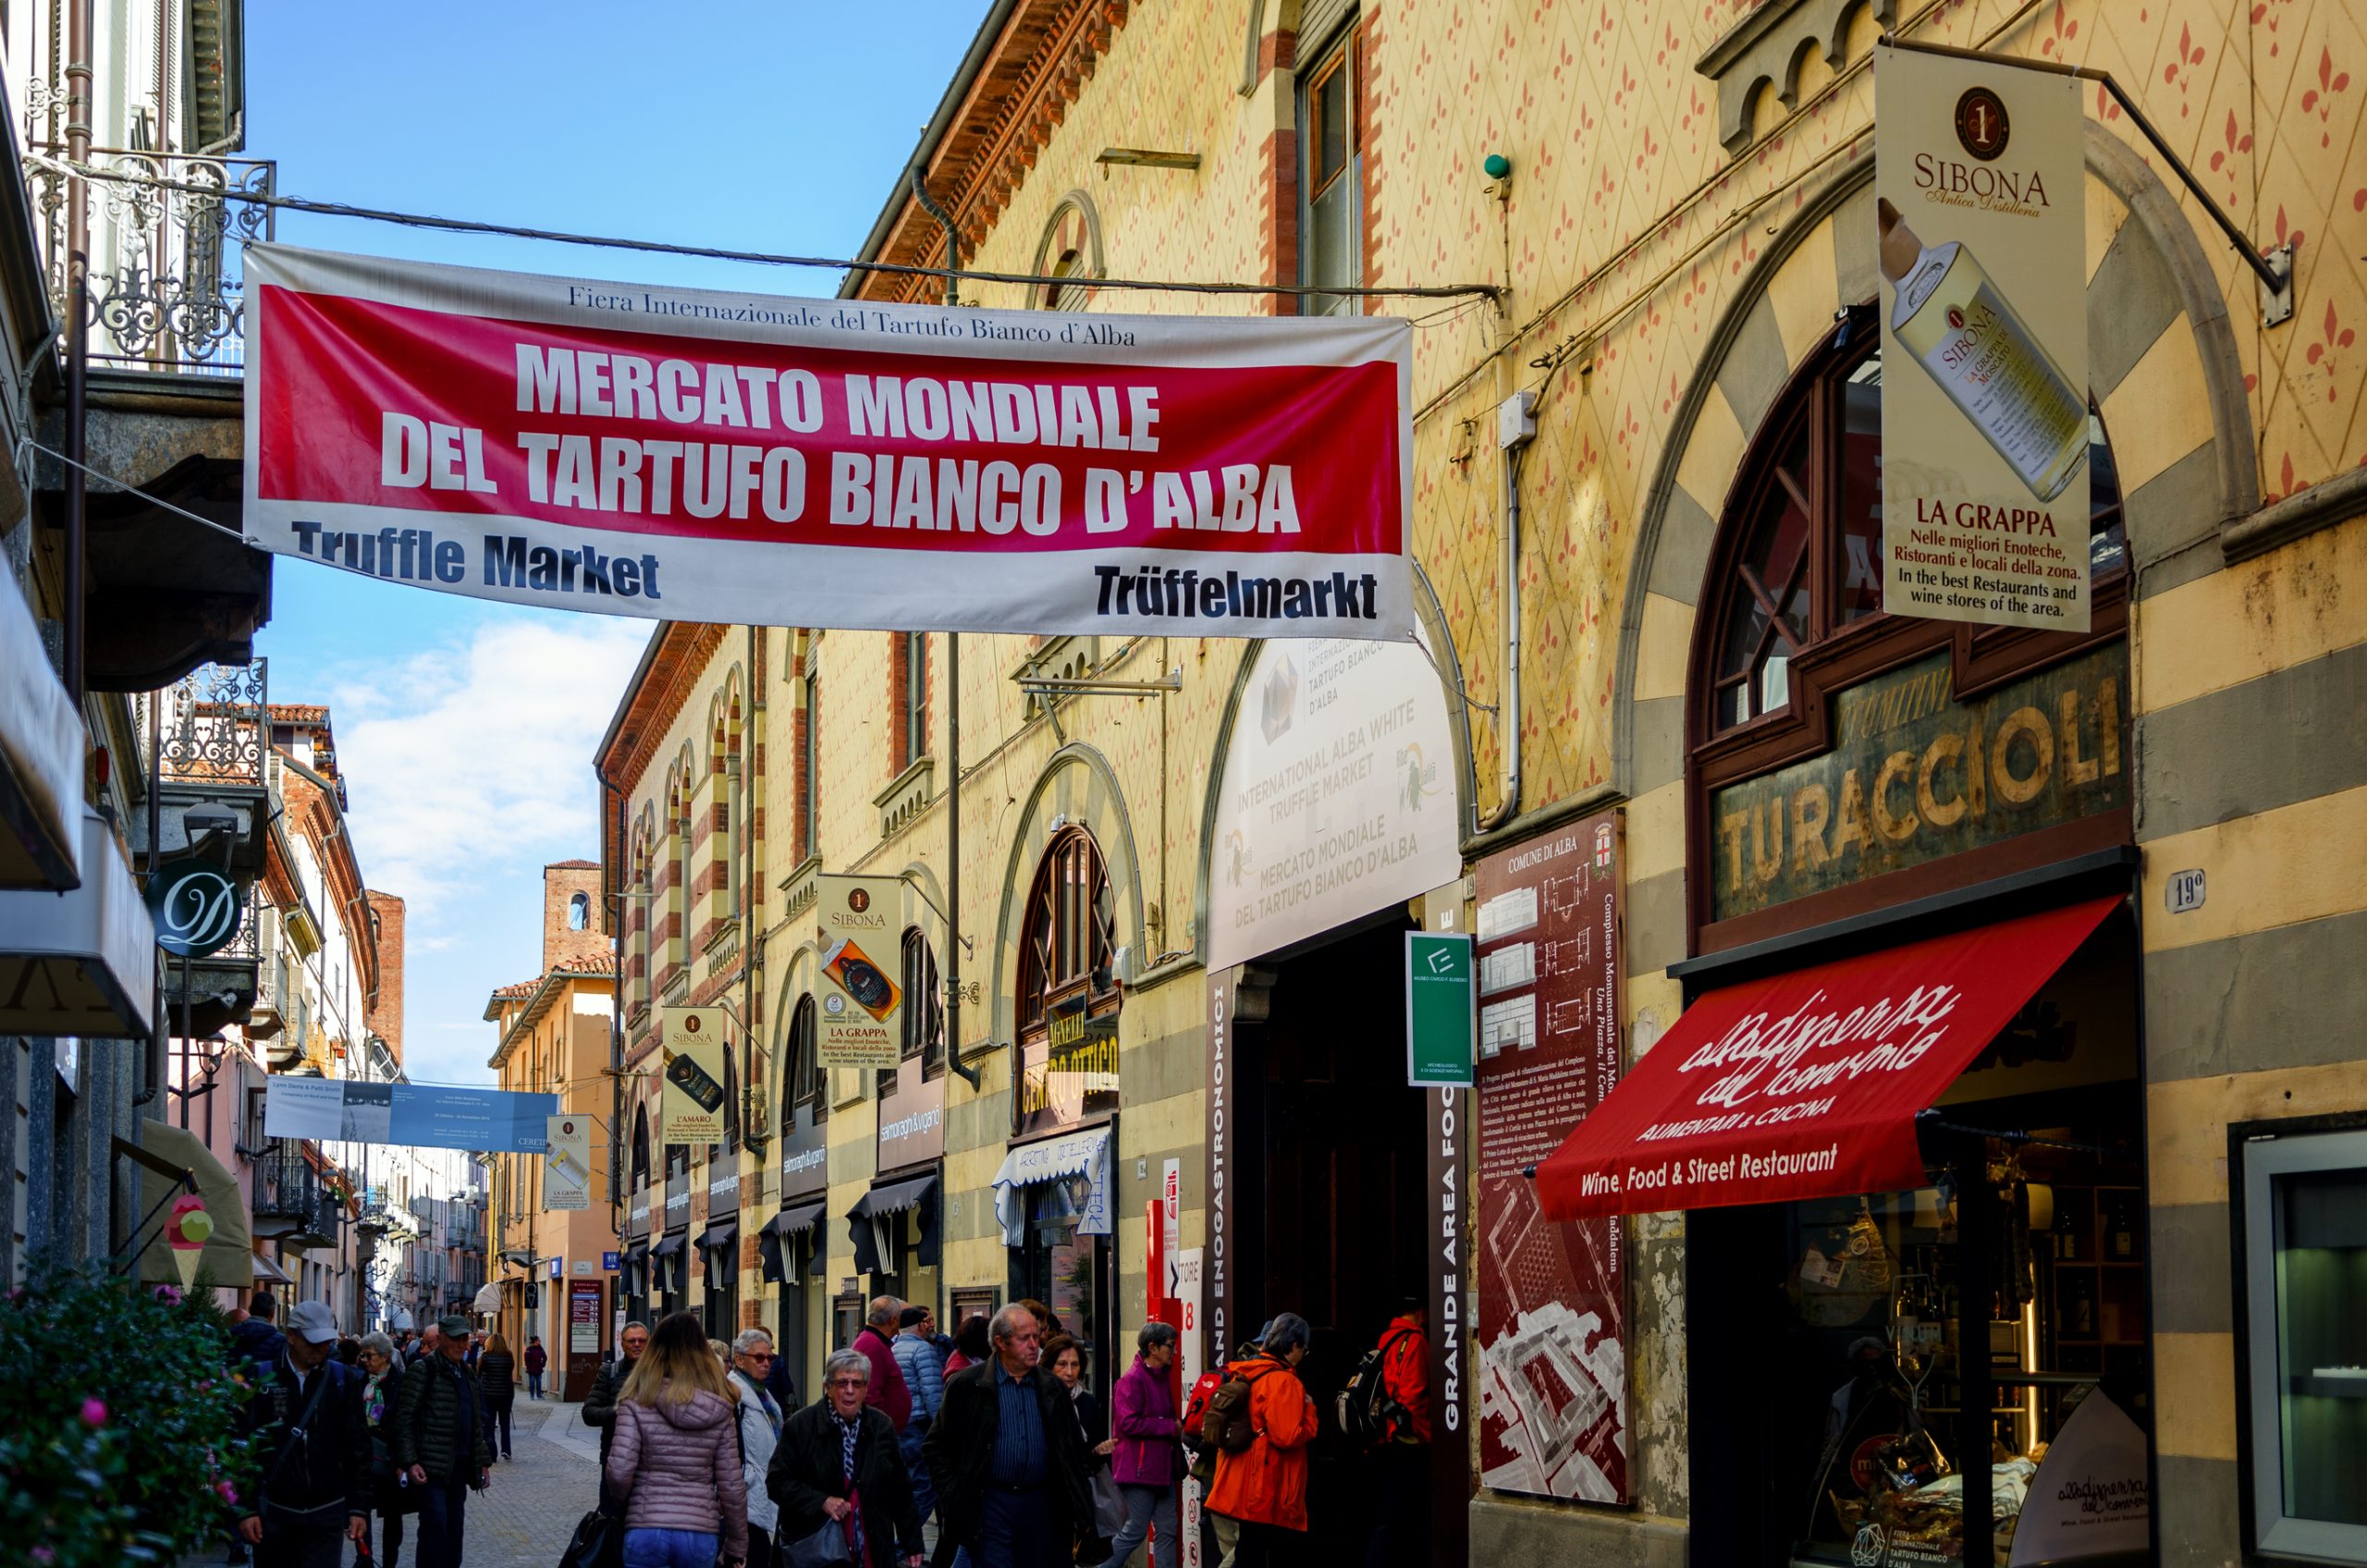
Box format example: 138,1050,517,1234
767,1348,924,1568
476,1332,516,1462
391,1314,493,1568
923,1305,1101,1568
233,1300,371,1568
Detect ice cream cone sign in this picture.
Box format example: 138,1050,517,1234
168,1194,215,1288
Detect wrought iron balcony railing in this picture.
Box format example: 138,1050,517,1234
24,147,275,374
135,657,269,789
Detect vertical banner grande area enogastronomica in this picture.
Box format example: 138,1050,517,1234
1877,45,2089,633
1471,812,1627,1503
240,244,1414,640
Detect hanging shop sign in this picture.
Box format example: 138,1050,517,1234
1708,644,2128,922
1405,931,1475,1086
1877,45,2090,633
816,874,902,1068
659,1006,729,1144
264,1073,558,1153
877,1060,946,1170
544,1114,592,1211
1205,634,1462,971
241,244,1413,640
144,858,245,958
1472,811,1628,1503
1533,895,2120,1220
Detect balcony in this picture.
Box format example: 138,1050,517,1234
251,1139,337,1248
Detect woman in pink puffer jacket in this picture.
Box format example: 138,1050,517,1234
605,1312,750,1568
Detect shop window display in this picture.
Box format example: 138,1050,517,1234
1012,1173,1106,1392
2236,1122,2367,1563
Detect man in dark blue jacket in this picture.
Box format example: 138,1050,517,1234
227,1291,288,1378
233,1300,371,1568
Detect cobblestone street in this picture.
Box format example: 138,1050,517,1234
181,1398,600,1568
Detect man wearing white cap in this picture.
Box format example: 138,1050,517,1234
232,1299,371,1567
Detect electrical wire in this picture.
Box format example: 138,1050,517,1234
26,153,1500,303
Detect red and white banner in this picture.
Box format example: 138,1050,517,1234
241,245,1414,638
1535,896,2118,1219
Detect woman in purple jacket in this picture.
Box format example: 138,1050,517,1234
1108,1321,1185,1566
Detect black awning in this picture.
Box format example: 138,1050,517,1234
623,1241,650,1263
848,1174,940,1275
766,1201,828,1239
695,1220,739,1252
848,1173,936,1221
757,1201,828,1286
652,1232,688,1258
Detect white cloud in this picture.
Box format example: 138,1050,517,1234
328,614,647,914
313,611,649,1087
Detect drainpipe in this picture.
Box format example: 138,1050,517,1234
909,166,962,310
1476,395,1537,832
62,0,92,703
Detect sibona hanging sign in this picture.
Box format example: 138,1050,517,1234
241,245,1413,639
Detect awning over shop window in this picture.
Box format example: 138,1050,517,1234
652,1231,688,1293
1536,897,2121,1222
0,557,83,890
0,811,155,1037
847,1173,939,1274
129,1121,254,1290
989,1125,1113,1247
652,1232,687,1257
758,1202,826,1286
251,1252,293,1285
621,1239,650,1295
698,1219,738,1290
471,1281,501,1314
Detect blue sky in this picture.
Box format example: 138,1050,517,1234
247,0,988,1087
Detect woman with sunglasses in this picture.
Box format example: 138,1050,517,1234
727,1329,787,1568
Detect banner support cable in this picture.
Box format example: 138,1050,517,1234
24,153,1501,303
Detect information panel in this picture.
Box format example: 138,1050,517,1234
1471,811,1627,1502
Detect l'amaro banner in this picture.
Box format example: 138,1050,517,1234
241,244,1414,639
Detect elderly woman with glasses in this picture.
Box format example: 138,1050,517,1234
726,1329,786,1568
357,1332,415,1568
767,1347,926,1568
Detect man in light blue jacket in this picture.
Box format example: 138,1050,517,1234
891,1305,946,1523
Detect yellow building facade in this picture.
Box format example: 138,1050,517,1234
484,860,621,1401
591,1,2367,1564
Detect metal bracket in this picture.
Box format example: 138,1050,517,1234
1882,37,2299,325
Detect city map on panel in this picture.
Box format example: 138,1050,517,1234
1473,812,1629,1503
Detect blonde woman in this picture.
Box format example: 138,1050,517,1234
605,1312,750,1568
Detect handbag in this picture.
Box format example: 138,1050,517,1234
779,1518,852,1567
1090,1464,1128,1540
556,1505,624,1568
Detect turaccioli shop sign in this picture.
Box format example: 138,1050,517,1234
241,244,1413,639
1709,644,2127,922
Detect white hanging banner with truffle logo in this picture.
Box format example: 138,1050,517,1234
816,874,903,1070
1877,45,2089,633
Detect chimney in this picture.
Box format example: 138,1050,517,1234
543,860,608,972
365,890,406,1067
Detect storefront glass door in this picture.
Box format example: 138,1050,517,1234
1012,1174,1107,1391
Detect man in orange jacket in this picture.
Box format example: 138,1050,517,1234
1206,1313,1318,1568
1364,1299,1431,1568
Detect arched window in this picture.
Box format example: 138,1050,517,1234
1032,195,1103,312
1014,827,1121,1131
718,1043,739,1156
901,927,945,1077
568,891,588,931
1698,306,2126,739
1017,827,1120,1034
630,1103,651,1193
785,993,825,1123
1686,301,2132,944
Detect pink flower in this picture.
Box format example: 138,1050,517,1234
153,1284,184,1305
80,1397,106,1427
31,1547,54,1563
215,1480,239,1505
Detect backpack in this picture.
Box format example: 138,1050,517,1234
1178,1370,1227,1456
1199,1364,1274,1455
1334,1329,1416,1448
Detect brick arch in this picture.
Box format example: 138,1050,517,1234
1611,130,2255,819
1029,190,1105,311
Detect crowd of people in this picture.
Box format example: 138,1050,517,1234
215,1285,1436,1568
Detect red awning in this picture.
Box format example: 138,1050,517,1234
1536,896,2121,1220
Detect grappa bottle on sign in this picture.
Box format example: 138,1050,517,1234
1878,198,2087,501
